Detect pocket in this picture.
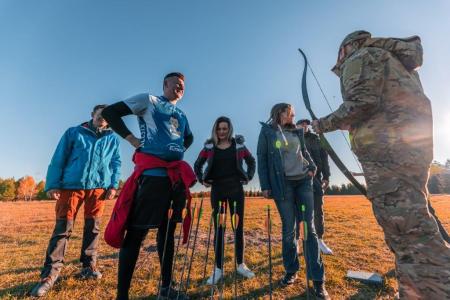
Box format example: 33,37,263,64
367,178,400,199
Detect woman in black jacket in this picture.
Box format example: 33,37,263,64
194,116,256,284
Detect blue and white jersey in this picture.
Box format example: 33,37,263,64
124,93,192,176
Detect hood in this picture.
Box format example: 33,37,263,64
204,135,245,147
364,35,423,71
332,35,423,76
80,121,112,136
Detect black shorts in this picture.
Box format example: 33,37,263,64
127,175,186,230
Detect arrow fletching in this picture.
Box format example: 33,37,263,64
232,214,240,230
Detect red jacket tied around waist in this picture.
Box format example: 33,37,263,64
104,151,197,248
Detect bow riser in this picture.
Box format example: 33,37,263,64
298,48,367,196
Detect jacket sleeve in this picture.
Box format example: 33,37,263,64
319,50,383,133
193,148,207,184
45,128,73,191
109,136,122,189
256,129,271,191
243,146,256,181
184,133,194,150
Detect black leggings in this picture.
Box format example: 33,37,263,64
210,178,245,268
117,221,177,300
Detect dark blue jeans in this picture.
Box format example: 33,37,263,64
274,177,325,281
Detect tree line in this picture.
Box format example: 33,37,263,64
2,159,449,201
0,176,46,201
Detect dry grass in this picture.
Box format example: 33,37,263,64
0,195,449,300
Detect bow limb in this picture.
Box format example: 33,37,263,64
298,48,367,196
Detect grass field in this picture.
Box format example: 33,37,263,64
0,195,449,300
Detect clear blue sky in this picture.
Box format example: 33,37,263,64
1,1,449,191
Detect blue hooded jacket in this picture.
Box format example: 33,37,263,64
257,122,316,201
45,122,121,191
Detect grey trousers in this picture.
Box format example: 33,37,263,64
40,218,100,279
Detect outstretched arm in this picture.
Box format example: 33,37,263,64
317,51,384,133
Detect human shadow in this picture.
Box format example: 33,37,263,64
0,281,36,298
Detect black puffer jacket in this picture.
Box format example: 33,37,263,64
304,131,330,181
194,135,256,184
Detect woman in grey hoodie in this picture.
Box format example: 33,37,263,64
257,103,329,299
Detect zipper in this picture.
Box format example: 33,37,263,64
235,142,246,180
85,132,102,189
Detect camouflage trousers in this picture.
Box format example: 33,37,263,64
362,161,450,299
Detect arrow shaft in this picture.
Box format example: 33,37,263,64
267,206,273,300
185,197,204,292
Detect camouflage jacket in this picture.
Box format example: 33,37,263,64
319,37,433,166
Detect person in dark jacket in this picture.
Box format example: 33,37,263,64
296,119,333,255
194,116,256,284
31,105,121,297
257,103,329,299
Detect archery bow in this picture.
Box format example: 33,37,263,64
298,48,367,196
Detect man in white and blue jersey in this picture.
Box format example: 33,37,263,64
102,72,193,300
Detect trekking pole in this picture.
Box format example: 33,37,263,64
219,202,227,300
300,204,310,300
210,201,223,299
265,205,273,300
202,212,213,282
177,202,197,299
157,200,174,300
184,195,204,293
231,201,240,299
168,202,189,294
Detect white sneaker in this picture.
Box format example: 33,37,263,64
206,267,223,285
318,239,333,255
236,263,255,279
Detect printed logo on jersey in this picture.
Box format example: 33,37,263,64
167,142,184,153
169,117,181,137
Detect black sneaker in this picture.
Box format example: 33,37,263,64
30,276,57,297
159,286,189,300
281,272,297,286
313,281,330,300
79,266,102,280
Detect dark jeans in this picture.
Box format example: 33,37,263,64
295,177,325,240
313,177,325,239
274,177,325,281
210,178,245,267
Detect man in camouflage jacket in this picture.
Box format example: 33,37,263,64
312,30,450,299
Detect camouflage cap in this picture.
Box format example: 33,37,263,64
332,30,372,76
340,30,372,48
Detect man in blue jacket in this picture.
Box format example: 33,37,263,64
31,105,121,297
